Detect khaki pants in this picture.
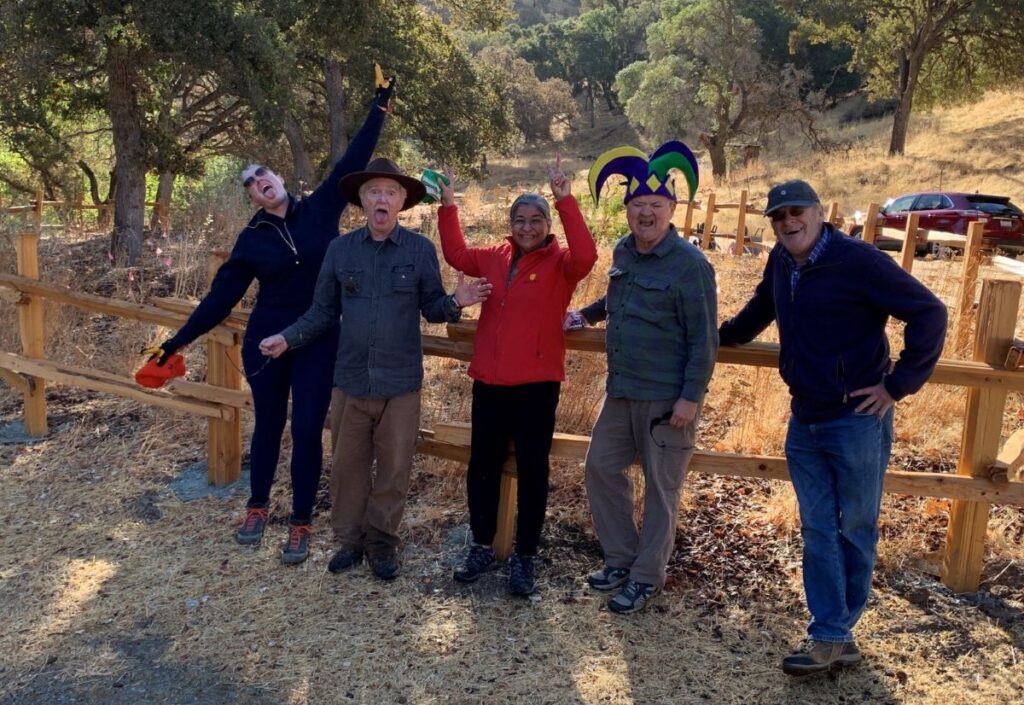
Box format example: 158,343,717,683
329,388,421,556
584,396,701,587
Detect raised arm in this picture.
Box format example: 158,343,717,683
306,72,394,214
437,169,485,277
550,156,598,283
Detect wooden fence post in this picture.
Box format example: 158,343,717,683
953,222,985,356
701,192,717,251
495,463,518,561
899,212,919,273
15,230,48,436
827,201,839,226
733,190,748,256
942,279,1021,592
862,203,879,245
205,252,242,485
682,201,696,238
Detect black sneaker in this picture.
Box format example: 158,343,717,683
453,544,497,583
508,553,536,596
327,547,363,573
370,552,400,581
281,524,312,565
607,579,661,614
587,565,630,591
782,639,862,676
235,507,268,545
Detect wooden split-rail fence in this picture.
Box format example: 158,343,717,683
2,215,1024,594
1,190,171,234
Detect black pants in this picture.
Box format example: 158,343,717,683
467,380,560,555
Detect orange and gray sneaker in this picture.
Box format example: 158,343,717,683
235,507,269,545
281,523,312,565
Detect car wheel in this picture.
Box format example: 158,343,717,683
850,225,863,240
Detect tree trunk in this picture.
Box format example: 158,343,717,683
149,171,175,233
324,57,349,172
106,44,146,265
586,81,596,129
283,114,314,192
888,49,920,156
700,133,728,181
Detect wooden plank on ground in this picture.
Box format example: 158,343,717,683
0,351,234,420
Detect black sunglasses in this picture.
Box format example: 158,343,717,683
769,207,806,222
242,166,268,189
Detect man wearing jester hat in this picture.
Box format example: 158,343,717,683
573,141,718,614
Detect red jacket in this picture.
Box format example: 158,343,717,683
439,196,598,385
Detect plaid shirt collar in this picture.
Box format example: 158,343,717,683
780,225,831,271
780,225,831,293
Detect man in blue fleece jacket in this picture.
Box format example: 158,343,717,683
154,73,394,565
719,179,947,676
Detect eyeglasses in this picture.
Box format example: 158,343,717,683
769,207,806,222
242,166,268,189
511,216,548,230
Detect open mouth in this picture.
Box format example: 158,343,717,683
637,215,656,229
261,184,273,196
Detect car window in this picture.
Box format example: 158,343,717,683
966,195,1023,217
887,195,916,213
914,194,947,210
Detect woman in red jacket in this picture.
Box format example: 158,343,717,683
438,160,598,596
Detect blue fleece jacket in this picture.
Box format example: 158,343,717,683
718,224,947,423
164,102,387,349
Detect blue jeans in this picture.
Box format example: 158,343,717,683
785,409,894,643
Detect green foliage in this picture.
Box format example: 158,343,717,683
477,47,579,142
616,0,808,177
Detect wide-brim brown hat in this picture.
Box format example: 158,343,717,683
339,157,426,211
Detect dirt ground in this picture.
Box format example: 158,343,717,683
0,387,1022,705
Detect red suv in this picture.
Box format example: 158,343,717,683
852,191,1024,254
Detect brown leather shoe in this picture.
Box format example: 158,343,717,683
782,639,862,676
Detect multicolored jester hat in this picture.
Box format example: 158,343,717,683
588,141,699,205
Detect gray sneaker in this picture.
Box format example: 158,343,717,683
782,639,862,676
607,579,661,614
587,565,630,591
235,507,268,545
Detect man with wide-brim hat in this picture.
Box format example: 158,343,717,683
260,158,491,581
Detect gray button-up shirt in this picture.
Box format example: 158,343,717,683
582,228,718,401
281,224,460,399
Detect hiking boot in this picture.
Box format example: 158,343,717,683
327,547,363,573
508,553,536,597
235,507,269,545
281,523,312,565
607,579,661,614
453,544,497,584
587,565,630,591
782,639,862,676
370,551,400,581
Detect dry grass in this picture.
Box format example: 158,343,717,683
2,91,1024,705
